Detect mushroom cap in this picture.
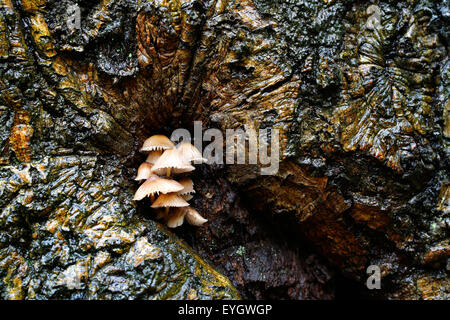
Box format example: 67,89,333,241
184,207,208,226
177,142,207,163
151,193,190,208
151,149,195,175
145,150,163,164
140,135,175,152
177,178,195,195
166,208,186,228
133,176,184,201
135,162,153,181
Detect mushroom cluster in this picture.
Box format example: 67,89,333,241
133,135,208,228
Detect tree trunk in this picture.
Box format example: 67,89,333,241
0,0,448,299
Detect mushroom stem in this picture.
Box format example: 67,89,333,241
166,167,172,178
150,194,155,202
164,207,170,219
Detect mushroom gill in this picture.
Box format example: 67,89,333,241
151,193,190,208
151,192,190,220
140,134,175,152
181,194,194,201
133,175,183,201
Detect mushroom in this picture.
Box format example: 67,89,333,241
151,148,195,177
133,134,207,229
177,178,195,200
177,141,207,163
145,150,163,164
151,192,190,218
177,178,194,194
166,207,186,228
133,175,184,201
184,207,208,226
140,135,174,152
135,162,153,181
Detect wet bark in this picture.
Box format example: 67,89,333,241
0,0,448,299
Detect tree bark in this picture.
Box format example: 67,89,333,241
0,0,448,299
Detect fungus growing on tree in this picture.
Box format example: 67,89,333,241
184,207,208,226
133,175,183,201
151,148,195,177
151,193,190,218
178,178,195,201
133,134,208,228
146,150,163,164
167,207,187,228
140,134,174,152
135,162,154,181
169,207,208,228
178,178,194,193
